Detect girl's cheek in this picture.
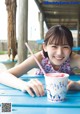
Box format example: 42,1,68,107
64,49,71,54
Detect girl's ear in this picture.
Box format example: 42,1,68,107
42,43,47,52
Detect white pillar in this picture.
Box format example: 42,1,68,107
39,12,44,39
17,0,28,64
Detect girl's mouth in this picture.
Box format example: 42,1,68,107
54,56,64,60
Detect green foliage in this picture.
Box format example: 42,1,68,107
0,51,7,55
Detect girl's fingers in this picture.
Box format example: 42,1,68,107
30,79,45,96
24,85,35,97
28,79,44,96
35,79,45,96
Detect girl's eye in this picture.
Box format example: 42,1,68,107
51,45,57,48
63,46,70,49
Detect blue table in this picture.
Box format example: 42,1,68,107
0,74,80,114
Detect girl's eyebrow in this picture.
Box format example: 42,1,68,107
51,44,69,46
62,44,69,46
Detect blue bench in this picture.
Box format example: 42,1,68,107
0,60,17,64
72,47,80,51
0,60,17,69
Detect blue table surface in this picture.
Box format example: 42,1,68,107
0,74,80,114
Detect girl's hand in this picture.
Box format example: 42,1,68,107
68,80,80,90
21,79,45,97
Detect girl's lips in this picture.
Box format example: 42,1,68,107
54,56,64,60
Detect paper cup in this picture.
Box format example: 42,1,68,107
45,73,69,102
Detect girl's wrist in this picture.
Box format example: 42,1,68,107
17,79,28,92
20,86,27,92
20,81,29,92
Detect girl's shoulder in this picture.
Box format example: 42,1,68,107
34,51,44,62
71,52,80,59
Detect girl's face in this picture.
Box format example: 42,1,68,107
43,41,71,66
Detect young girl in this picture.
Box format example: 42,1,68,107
0,25,80,97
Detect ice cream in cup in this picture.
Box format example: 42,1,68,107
45,73,69,102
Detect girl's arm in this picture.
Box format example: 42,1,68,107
69,52,80,90
0,70,44,97
8,51,43,77
0,51,45,97
71,52,80,70
68,80,80,90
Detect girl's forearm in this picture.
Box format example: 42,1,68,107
0,71,27,91
0,71,45,97
68,79,80,90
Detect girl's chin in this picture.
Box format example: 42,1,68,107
50,57,66,65
53,63,62,66
52,60,64,65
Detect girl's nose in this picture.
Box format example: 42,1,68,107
57,47,63,55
